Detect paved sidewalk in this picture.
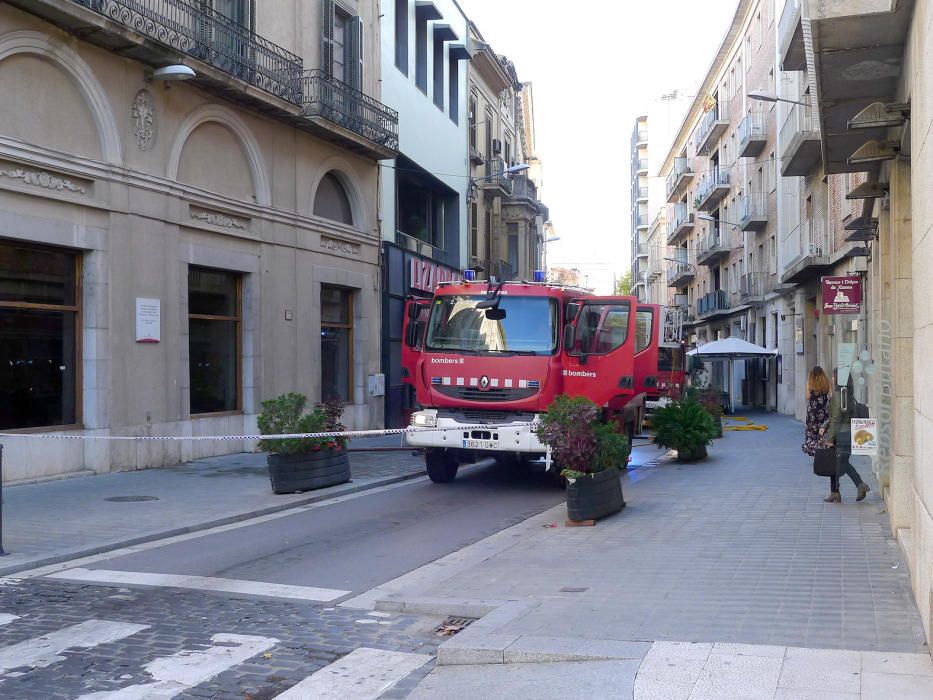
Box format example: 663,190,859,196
348,413,932,698
0,438,425,576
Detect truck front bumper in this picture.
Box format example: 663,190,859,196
404,410,546,454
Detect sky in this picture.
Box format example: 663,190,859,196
460,0,739,293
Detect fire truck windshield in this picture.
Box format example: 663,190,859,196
425,295,558,355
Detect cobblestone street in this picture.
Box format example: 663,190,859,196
0,578,444,699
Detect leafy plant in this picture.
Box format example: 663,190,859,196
257,393,347,456
533,395,630,478
651,398,717,461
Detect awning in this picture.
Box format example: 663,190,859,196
687,337,777,359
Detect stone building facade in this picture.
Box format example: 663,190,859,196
0,0,397,480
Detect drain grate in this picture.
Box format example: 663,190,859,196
105,496,160,502
434,616,477,637
559,586,589,593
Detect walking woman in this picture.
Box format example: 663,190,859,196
821,373,870,503
802,366,831,458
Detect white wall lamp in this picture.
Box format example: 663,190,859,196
147,64,196,88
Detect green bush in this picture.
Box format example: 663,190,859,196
257,393,346,455
651,398,717,461
533,395,630,478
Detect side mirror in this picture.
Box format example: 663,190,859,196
407,302,422,320
566,302,580,323
562,324,576,352
484,307,506,321
405,320,424,349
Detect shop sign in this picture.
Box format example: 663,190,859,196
822,275,862,314
409,259,460,294
851,418,878,456
135,297,161,343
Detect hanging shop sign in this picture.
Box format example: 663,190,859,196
821,276,862,314
851,418,878,456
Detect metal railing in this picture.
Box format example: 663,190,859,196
696,168,730,206
636,186,649,200
738,112,765,151
635,129,648,143
666,156,693,199
481,157,513,195
737,192,769,222
302,70,399,151
636,242,650,258
779,0,802,48
667,259,693,285
396,230,439,260
781,218,826,266
635,158,649,173
72,0,303,103
699,223,725,256
780,102,818,151
694,99,729,152
740,271,771,300
635,213,649,228
667,202,693,240
698,289,730,316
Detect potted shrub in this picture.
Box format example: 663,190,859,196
651,398,717,461
534,395,629,522
258,393,350,494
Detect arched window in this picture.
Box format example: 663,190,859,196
314,172,353,225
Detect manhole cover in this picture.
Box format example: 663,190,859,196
105,496,160,502
434,616,477,637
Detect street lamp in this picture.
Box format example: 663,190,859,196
697,213,742,228
747,90,811,107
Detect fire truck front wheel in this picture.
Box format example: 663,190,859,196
425,448,459,483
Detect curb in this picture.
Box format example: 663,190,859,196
374,594,651,666
0,470,425,577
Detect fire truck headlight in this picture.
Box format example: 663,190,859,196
412,413,437,428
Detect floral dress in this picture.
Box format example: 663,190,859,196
802,391,829,456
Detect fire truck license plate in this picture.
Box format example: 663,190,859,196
463,439,498,450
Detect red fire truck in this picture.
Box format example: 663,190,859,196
401,278,679,483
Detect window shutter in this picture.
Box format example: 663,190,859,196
347,15,363,90
321,0,335,77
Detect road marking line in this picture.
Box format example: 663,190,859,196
0,614,19,626
274,647,431,700
76,632,278,699
7,476,428,581
0,619,148,676
47,568,350,602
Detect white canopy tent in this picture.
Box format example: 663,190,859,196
687,338,777,413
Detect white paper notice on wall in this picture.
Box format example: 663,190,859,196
136,298,161,343
851,418,878,456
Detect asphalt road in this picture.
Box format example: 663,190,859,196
75,459,569,596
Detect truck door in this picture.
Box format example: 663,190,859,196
401,298,431,387
562,296,636,406
634,305,659,398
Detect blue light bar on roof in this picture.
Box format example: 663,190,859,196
464,269,476,281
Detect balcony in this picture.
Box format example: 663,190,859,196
301,70,400,157
778,0,805,72
780,103,821,177
636,186,649,202
695,169,730,212
480,157,513,197
667,261,695,288
636,242,649,260
781,219,831,284
738,112,767,158
469,145,485,165
635,158,649,175
666,202,695,245
697,290,730,318
696,225,730,267
396,230,440,261
740,271,771,303
694,100,730,155
666,157,694,203
635,213,649,229
635,270,648,286
737,192,769,232
27,0,302,104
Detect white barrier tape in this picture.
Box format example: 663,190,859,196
0,423,535,442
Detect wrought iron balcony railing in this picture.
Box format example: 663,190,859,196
72,0,303,103
302,70,399,152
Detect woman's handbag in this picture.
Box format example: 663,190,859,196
813,446,838,477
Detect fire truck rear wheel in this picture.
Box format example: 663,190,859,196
425,448,459,483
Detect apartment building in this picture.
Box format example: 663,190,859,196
659,0,781,410
0,0,398,481
631,115,650,298
467,25,546,283
778,0,933,649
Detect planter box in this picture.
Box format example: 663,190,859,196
267,447,350,494
676,443,708,462
566,468,625,522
